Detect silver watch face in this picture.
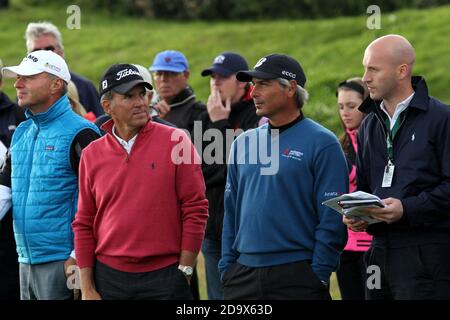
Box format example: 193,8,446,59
183,266,193,276
179,265,193,276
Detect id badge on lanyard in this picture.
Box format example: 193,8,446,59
382,116,400,188
381,107,406,188
382,160,395,188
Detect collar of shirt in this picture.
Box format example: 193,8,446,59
112,125,138,154
380,92,415,130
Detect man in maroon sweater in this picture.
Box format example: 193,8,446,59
72,64,208,300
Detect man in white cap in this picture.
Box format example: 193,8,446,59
0,50,100,299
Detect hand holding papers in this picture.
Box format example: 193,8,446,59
322,191,385,225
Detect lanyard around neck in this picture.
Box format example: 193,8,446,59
383,112,405,162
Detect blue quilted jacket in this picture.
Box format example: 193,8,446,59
10,95,99,264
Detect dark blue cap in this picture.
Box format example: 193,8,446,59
236,54,307,87
201,52,248,78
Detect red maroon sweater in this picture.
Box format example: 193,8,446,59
73,120,208,272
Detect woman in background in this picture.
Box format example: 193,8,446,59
336,78,372,300
67,81,96,122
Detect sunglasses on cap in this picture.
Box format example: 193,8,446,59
31,45,56,52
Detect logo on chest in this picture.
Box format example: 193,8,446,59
281,148,304,161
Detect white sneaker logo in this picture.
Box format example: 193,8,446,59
411,133,415,141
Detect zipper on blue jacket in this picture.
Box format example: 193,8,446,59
23,123,40,263
34,125,40,141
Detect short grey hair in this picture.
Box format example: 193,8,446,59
277,78,309,108
100,91,115,116
100,91,114,104
25,22,64,53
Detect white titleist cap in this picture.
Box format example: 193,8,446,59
1,50,71,84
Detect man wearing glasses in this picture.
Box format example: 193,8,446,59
25,21,103,117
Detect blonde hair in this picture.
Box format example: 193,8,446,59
67,81,87,116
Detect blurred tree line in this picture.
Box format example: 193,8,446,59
23,0,449,20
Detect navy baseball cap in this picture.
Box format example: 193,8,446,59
236,54,307,87
201,52,248,77
149,50,189,73
99,63,152,96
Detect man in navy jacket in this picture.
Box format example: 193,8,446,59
344,34,450,299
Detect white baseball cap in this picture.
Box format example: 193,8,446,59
1,50,71,84
132,64,153,92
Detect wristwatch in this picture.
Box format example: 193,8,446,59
178,265,193,277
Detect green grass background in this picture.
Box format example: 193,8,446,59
1,2,449,134
1,1,449,299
